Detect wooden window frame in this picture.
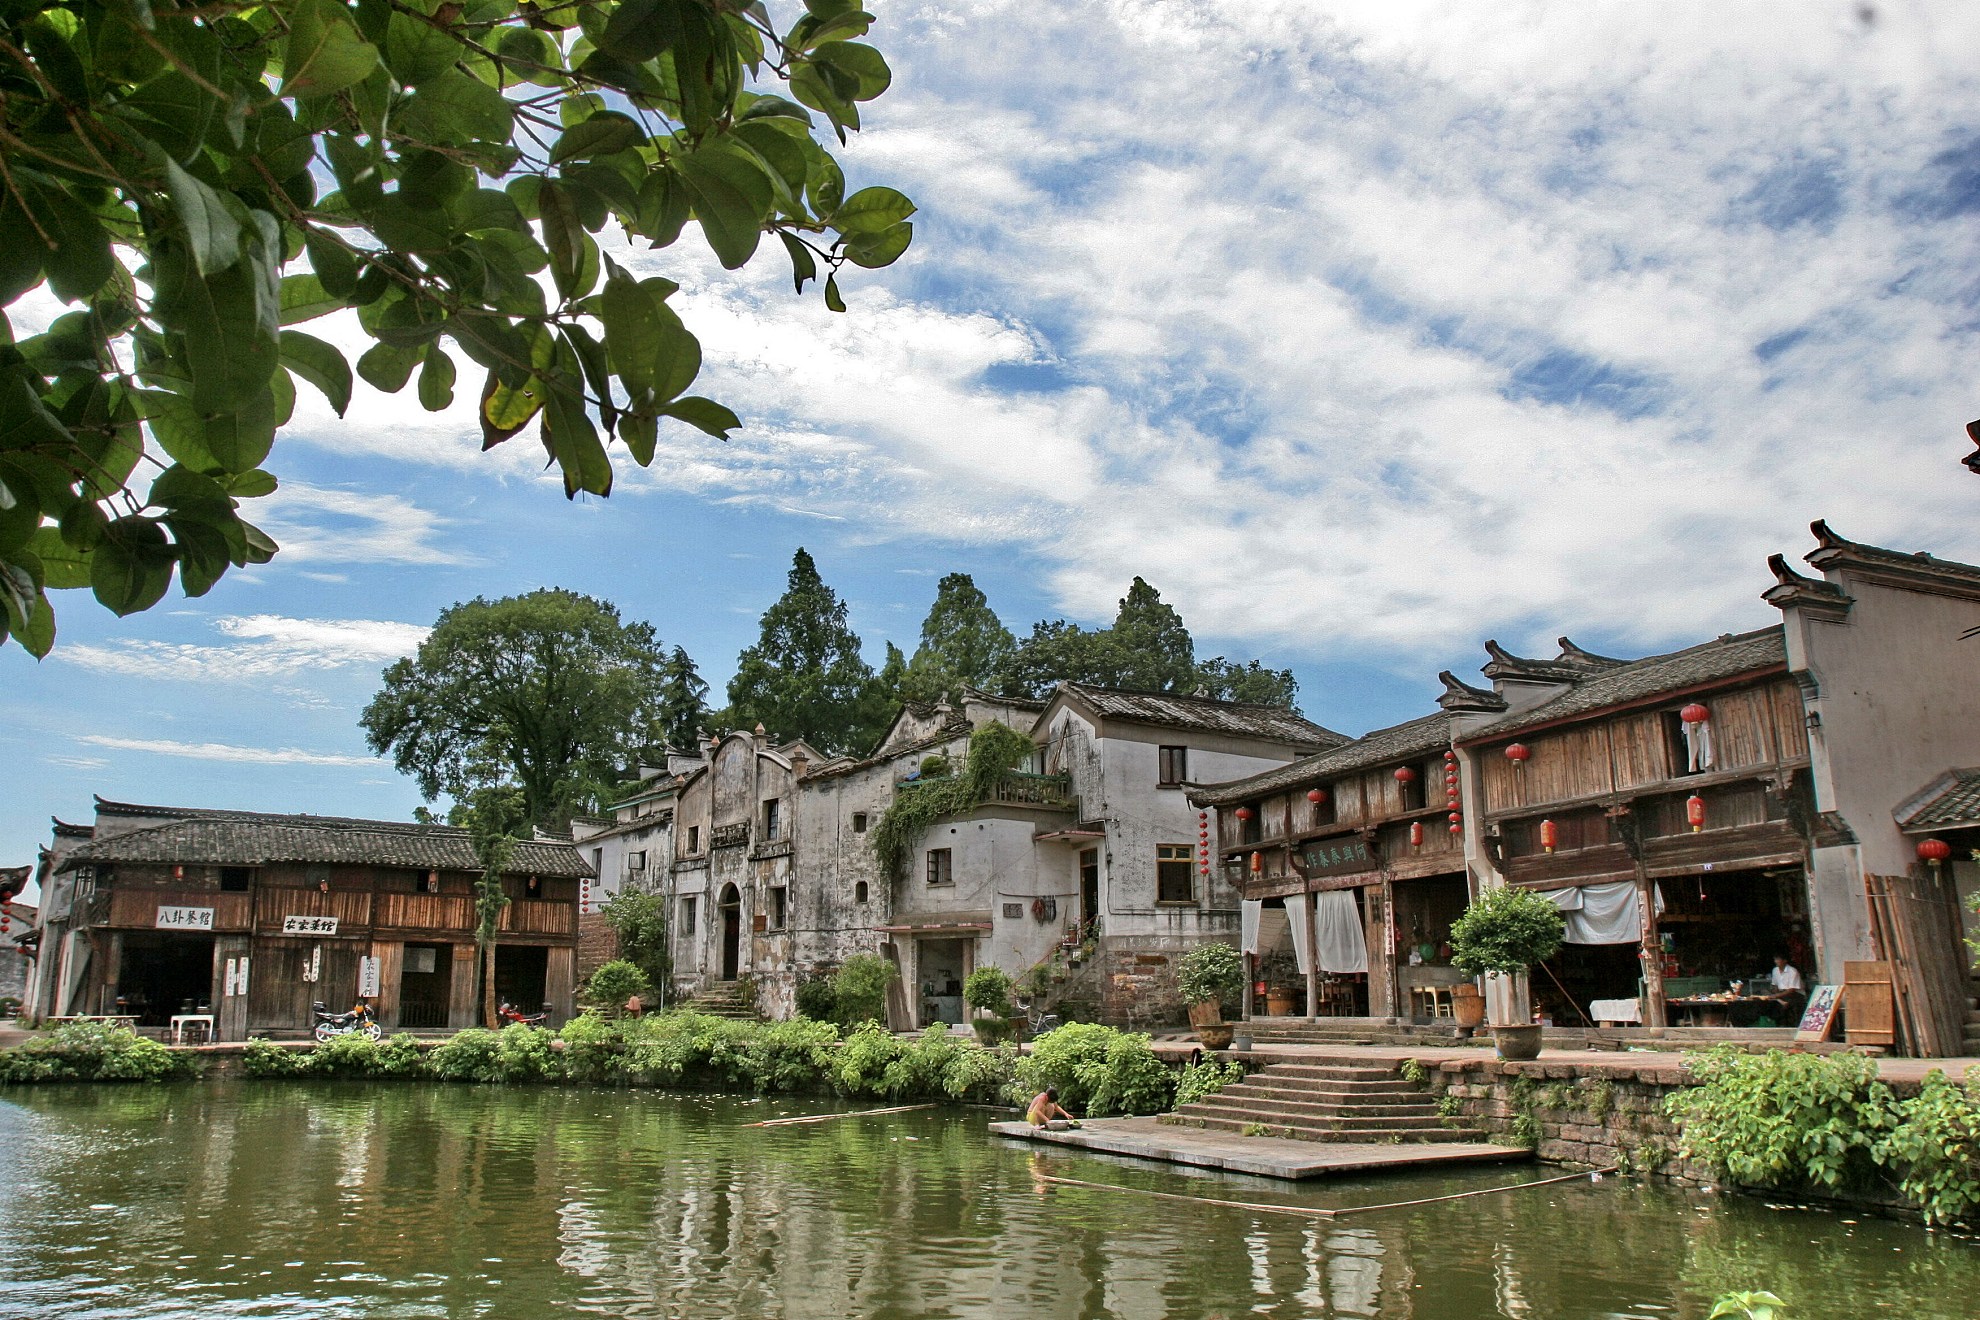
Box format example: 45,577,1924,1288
1155,844,1196,904
1158,745,1188,788
926,848,954,887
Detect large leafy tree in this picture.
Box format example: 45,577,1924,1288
361,588,673,825
655,643,709,749
900,570,1013,704
727,546,883,752
1196,655,1300,708
1103,575,1196,691
0,0,912,656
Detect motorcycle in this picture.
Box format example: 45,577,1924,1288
312,1001,382,1043
498,1000,547,1027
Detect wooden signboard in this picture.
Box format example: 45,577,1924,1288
1794,983,1843,1042
1292,836,1376,879
1842,961,1896,1049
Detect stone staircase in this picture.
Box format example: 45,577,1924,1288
1240,1018,1474,1048
681,981,759,1020
1965,980,1980,1056
1166,1060,1488,1144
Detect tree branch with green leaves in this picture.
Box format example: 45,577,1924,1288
0,0,914,655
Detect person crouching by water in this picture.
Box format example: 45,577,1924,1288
1027,1087,1080,1130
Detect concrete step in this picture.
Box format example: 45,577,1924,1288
1191,1093,1440,1121
1225,1082,1430,1108
1251,1063,1404,1082
1178,1099,1450,1129
1180,1112,1488,1144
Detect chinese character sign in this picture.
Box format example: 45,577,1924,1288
358,956,381,999
281,915,340,936
1298,838,1375,879
155,905,215,930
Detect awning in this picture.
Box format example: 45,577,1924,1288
876,911,992,935
1034,828,1106,843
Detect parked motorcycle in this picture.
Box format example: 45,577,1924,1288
312,1001,382,1043
498,1000,547,1027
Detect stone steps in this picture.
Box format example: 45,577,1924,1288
1166,1059,1479,1145
1172,1112,1489,1144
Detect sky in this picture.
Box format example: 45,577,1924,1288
6,1,1979,890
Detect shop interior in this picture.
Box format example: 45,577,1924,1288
398,942,452,1029
493,944,549,1015
1390,874,1470,1022
114,933,214,1025
1247,893,1370,1017
916,937,968,1025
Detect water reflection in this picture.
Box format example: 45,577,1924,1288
0,1083,1973,1319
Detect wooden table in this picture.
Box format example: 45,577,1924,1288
1666,995,1791,1027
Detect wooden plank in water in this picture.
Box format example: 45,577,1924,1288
751,1103,937,1128
989,1118,1531,1180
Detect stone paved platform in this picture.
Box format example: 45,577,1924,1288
989,1118,1531,1180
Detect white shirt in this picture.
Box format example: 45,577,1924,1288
1769,964,1804,992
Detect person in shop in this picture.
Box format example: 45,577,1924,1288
1766,953,1806,1020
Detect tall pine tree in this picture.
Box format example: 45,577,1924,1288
728,550,886,754
1104,577,1198,691
656,647,711,751
905,573,1017,704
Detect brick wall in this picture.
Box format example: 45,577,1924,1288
575,912,618,982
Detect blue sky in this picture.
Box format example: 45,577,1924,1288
6,2,1979,886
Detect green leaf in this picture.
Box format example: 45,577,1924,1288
148,463,233,513
659,396,741,439
619,410,657,465
0,561,54,657
600,0,687,62
281,0,382,99
384,11,460,87
674,144,774,269
541,379,611,498
304,229,359,298
25,526,90,590
824,272,846,313
806,153,844,218
811,40,892,100
222,469,279,498
90,517,174,616
199,386,279,472
279,330,353,415
279,273,346,325
162,158,243,276
397,68,515,146
418,344,457,411
538,181,588,300
357,342,422,393
844,219,911,269
479,369,544,448
549,112,645,164
779,233,817,293
834,186,916,236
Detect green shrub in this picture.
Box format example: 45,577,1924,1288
428,1028,504,1082
242,1039,309,1078
941,1040,1016,1102
599,889,670,990
831,955,898,1028
1449,886,1565,978
1176,1057,1246,1107
374,1033,427,1078
493,1024,562,1082
310,1031,387,1078
836,1020,906,1097
557,1011,624,1085
0,1021,196,1084
582,959,654,1016
1874,1065,1980,1226
1177,943,1244,1008
1668,1047,1896,1194
742,1018,840,1093
1010,1023,1174,1117
794,974,839,1023
963,967,1015,1019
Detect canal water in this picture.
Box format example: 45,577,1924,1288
0,1083,1973,1319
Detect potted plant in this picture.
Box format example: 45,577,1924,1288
963,967,1017,1045
1177,942,1244,1050
1448,886,1565,1059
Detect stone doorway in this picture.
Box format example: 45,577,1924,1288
719,883,741,981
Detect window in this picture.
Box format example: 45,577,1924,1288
628,850,646,871
687,825,701,853
926,848,953,887
769,886,788,930
1158,745,1189,787
1310,787,1336,827
219,866,251,892
1156,844,1195,904
1399,765,1428,812
852,812,868,834
764,798,782,841
680,895,697,936
855,881,869,904
1663,712,1706,777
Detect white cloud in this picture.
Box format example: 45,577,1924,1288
255,483,472,566
62,614,428,683
77,736,379,768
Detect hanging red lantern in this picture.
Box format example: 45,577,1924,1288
1448,812,1462,823
1539,819,1558,854
1686,795,1706,833
1248,851,1263,873
1679,703,1710,725
1445,770,1459,784
1917,838,1952,866
1410,821,1424,848
1307,788,1328,805
1394,766,1417,785
1444,749,1457,762
1235,806,1254,821
1449,823,1463,835
1505,743,1531,764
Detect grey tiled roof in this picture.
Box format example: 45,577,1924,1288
1058,684,1348,748
1465,626,1787,740
1189,712,1452,807
66,806,592,878
1898,770,1980,831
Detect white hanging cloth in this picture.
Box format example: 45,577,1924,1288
1544,880,1661,945
1682,717,1715,772
1241,899,1261,956
1314,889,1370,974
1284,893,1313,976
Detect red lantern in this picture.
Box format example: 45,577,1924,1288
1409,821,1424,848
1505,743,1531,764
1307,788,1328,805
1448,812,1462,823
1449,823,1463,835
1394,766,1417,785
1539,819,1558,854
1249,851,1263,873
1680,703,1710,725
1445,771,1458,784
1686,795,1706,833
1235,807,1253,821
1917,838,1952,866
1444,749,1457,762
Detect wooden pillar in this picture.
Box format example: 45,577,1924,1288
1370,880,1397,1020
1242,952,1254,1022
375,941,404,1031
1303,885,1319,1023
213,934,251,1042
1638,869,1667,1029
448,942,479,1028
99,930,123,1015
544,945,575,1026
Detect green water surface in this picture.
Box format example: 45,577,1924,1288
0,1082,1973,1318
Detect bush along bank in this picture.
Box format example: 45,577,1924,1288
218,1013,1197,1115
0,1021,201,1084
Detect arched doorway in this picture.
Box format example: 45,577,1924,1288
719,883,741,981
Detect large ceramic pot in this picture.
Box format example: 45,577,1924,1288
1187,1000,1222,1030
1265,988,1296,1016
1197,1022,1235,1050
1492,1024,1543,1060
1451,984,1486,1030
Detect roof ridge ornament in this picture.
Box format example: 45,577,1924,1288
1436,670,1508,712
1553,637,1627,668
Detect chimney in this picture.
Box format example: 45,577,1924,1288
791,749,809,779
